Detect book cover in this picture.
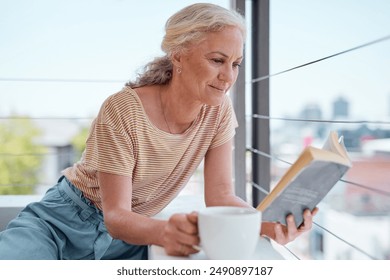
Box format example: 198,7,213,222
257,131,352,227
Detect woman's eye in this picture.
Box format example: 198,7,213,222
211,58,224,64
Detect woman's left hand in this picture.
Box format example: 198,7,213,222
262,208,319,245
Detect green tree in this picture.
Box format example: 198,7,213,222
71,126,89,161
0,118,46,194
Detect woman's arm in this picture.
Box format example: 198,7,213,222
203,139,247,207
98,171,200,256
203,139,316,244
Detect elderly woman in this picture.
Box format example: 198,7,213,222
0,3,316,260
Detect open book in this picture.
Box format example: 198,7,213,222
256,131,352,227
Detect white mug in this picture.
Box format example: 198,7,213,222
198,206,261,260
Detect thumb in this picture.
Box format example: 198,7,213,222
186,211,198,224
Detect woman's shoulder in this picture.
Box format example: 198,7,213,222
109,86,137,101
96,86,142,123
102,86,140,108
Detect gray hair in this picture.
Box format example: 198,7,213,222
127,3,246,88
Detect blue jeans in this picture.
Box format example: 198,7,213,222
0,176,148,260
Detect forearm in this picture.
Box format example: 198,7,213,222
104,208,166,246
205,185,251,208
205,189,245,206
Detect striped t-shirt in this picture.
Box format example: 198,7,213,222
62,86,238,217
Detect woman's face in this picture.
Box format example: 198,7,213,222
178,26,244,106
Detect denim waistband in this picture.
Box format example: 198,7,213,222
57,176,104,223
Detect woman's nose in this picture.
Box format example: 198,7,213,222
218,66,235,83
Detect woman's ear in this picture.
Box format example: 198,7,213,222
171,51,182,69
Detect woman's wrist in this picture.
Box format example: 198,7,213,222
260,222,275,239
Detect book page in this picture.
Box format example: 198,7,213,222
322,131,338,152
322,131,351,162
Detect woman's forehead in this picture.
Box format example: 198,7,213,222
190,27,244,57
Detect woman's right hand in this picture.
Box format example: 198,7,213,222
162,211,200,256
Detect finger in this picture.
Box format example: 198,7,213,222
178,243,201,256
274,223,287,245
172,214,198,235
169,214,192,233
165,239,200,256
286,214,298,233
176,230,200,247
167,243,188,256
167,214,200,249
185,212,199,234
299,209,314,231
312,207,319,216
187,211,198,225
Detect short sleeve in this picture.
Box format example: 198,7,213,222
209,96,239,150
84,97,135,177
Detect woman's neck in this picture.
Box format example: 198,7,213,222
160,84,203,133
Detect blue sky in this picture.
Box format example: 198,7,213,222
1,0,389,120
269,0,390,120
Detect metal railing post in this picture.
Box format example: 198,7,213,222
251,0,270,206
230,0,247,201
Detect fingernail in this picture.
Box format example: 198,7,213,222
192,245,201,251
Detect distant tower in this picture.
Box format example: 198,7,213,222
332,96,349,118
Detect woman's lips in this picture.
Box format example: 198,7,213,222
209,85,226,92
